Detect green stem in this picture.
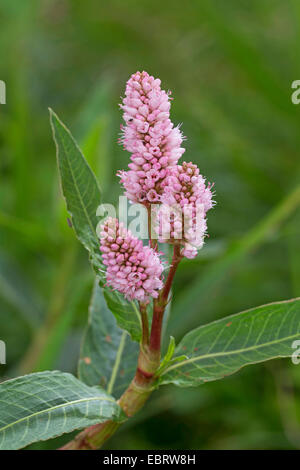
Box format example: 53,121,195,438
60,421,121,450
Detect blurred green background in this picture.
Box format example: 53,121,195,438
1,0,300,450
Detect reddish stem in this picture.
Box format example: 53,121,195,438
161,244,182,304
139,301,149,345
149,244,182,353
59,245,182,450
149,302,164,352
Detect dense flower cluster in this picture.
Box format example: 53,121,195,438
158,162,214,258
99,72,215,301
118,71,185,204
100,217,163,303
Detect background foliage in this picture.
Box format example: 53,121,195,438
0,0,300,449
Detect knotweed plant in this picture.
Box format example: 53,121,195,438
0,72,299,451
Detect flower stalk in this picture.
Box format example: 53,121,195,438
60,244,182,450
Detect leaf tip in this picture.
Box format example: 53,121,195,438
48,107,55,121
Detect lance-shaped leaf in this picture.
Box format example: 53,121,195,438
159,298,300,387
0,371,124,450
50,108,101,264
49,110,142,341
78,279,139,397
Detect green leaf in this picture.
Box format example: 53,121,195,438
159,298,300,387
102,289,142,342
49,108,101,269
0,371,124,450
156,337,188,377
156,337,176,376
49,109,142,342
78,279,139,397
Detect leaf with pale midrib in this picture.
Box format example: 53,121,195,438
0,371,124,450
49,109,142,342
159,298,300,387
50,108,101,265
78,279,139,397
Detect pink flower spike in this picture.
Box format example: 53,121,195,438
118,71,185,204
100,217,163,303
158,162,215,258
